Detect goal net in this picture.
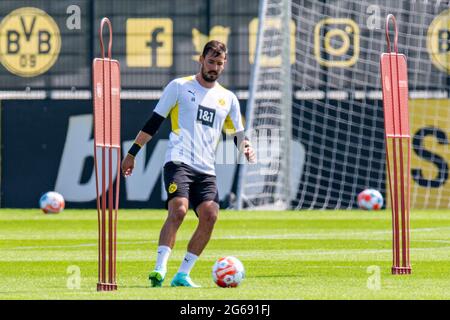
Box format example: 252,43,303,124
237,0,450,210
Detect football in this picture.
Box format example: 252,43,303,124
39,191,65,214
357,189,383,210
212,256,245,288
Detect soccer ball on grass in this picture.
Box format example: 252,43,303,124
357,188,383,210
39,191,65,214
212,256,245,288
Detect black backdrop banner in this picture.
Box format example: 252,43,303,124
1,99,384,209
1,99,248,208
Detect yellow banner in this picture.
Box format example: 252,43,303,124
126,18,173,68
0,7,61,77
387,99,450,208
192,26,230,61
314,18,359,67
248,18,296,66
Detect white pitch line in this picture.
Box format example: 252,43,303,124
2,246,450,262
5,232,450,251
9,240,156,250
1,225,450,241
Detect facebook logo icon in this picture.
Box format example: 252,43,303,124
126,18,173,68
147,28,165,67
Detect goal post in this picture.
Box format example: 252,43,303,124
237,0,293,210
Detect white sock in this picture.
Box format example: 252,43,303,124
178,252,198,275
155,245,171,272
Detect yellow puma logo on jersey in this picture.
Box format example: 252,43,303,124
218,98,226,107
168,182,178,194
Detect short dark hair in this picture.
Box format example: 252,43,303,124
202,40,227,58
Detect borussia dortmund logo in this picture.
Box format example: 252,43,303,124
0,7,61,77
168,182,177,194
427,8,450,73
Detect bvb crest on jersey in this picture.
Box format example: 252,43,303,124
168,182,178,194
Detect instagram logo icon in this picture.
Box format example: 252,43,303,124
314,18,360,67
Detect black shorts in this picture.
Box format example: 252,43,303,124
163,161,219,215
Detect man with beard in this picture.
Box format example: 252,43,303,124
121,40,256,287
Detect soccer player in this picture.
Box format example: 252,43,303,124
121,40,256,288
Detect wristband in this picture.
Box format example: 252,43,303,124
128,142,142,158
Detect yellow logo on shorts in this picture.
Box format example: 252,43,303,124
168,182,177,194
0,7,61,77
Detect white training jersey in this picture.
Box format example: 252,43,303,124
154,75,244,176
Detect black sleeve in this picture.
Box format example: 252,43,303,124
141,112,165,136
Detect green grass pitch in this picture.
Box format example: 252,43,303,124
0,208,449,300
